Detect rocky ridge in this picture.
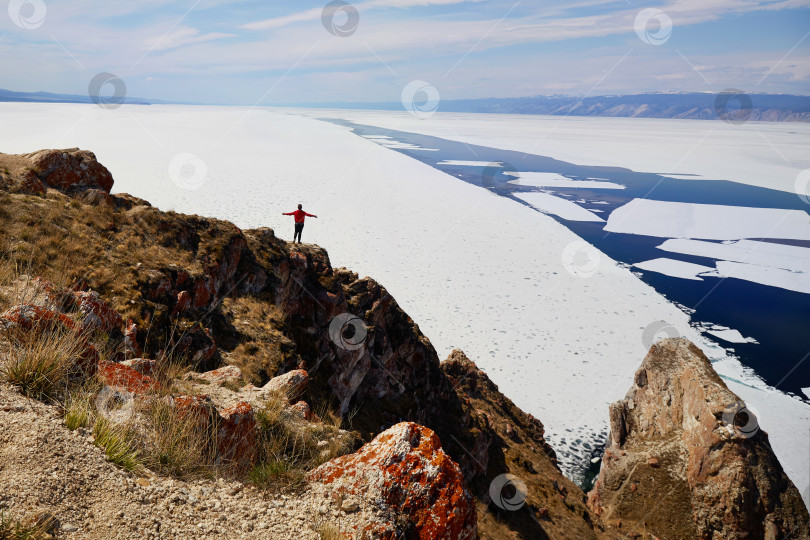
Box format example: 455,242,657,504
588,338,810,539
0,148,807,539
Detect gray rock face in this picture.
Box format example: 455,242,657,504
588,338,810,540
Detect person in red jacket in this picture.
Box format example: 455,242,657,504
283,204,318,243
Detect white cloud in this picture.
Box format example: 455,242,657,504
144,26,235,52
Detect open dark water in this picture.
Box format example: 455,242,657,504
324,118,810,399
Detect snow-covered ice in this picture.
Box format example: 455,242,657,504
0,103,807,506
713,261,810,295
505,172,625,190
515,192,606,222
633,258,715,280
605,199,810,241
300,109,810,195
705,328,758,344
658,238,810,273
437,160,501,166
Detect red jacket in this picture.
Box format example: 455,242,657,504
284,209,316,223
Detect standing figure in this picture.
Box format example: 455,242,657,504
283,204,318,244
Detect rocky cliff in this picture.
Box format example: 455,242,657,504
0,149,806,539
588,338,810,539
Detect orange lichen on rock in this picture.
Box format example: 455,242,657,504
307,422,477,540
74,291,123,334
98,361,158,395
217,401,257,469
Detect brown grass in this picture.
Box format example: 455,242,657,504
142,398,218,479
0,327,87,401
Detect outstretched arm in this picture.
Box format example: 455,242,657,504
305,212,318,218
282,211,295,215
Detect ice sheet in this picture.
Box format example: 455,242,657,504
606,199,810,241
658,238,810,273
300,108,810,195
1,103,806,505
706,328,757,344
437,160,501,166
633,258,715,280
515,192,606,222
505,172,625,190
715,261,810,295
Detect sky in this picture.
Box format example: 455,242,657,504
0,0,809,105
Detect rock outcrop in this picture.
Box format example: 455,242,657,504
587,338,810,539
308,422,477,539
0,148,114,195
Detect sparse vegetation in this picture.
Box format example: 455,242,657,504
142,398,218,479
0,512,49,540
0,327,85,400
251,393,353,492
92,417,140,472
316,522,343,540
64,388,94,430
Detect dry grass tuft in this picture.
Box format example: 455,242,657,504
0,328,86,401
142,398,218,479
0,511,50,540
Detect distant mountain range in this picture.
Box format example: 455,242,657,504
3,88,809,122
0,88,155,106
292,92,810,122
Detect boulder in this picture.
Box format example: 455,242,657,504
23,148,114,193
193,365,243,387
587,338,810,539
216,401,257,469
289,400,319,423
307,422,477,540
262,369,308,402
120,358,156,377
98,361,158,395
74,290,123,334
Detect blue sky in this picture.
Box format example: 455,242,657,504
1,0,808,104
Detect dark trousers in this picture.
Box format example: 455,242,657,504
294,222,304,243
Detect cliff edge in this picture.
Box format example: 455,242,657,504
588,338,809,539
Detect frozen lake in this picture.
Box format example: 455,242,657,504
1,103,807,504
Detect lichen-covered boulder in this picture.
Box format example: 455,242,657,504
98,361,158,395
193,365,243,387
217,401,257,469
74,290,123,334
24,148,114,193
307,422,477,539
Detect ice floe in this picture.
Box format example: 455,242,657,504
606,199,810,241
633,257,715,280
504,171,625,190
515,192,606,222
658,238,810,273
